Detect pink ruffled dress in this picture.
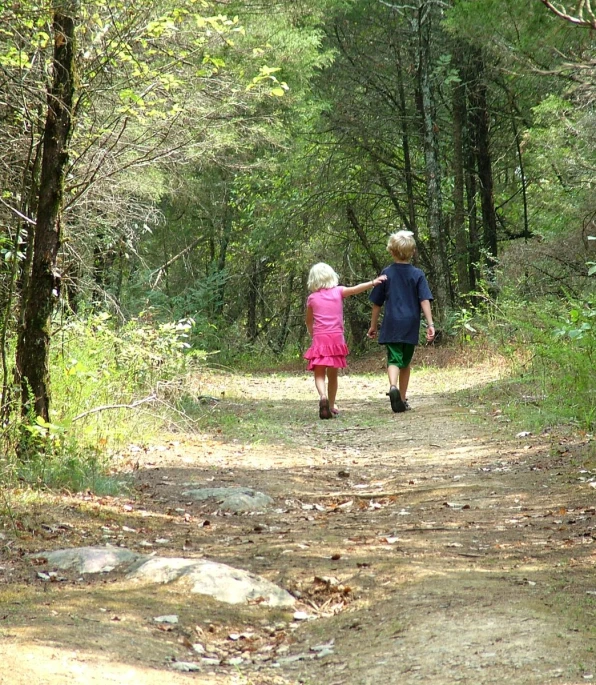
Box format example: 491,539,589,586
304,286,349,370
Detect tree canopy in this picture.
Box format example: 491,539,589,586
0,0,594,425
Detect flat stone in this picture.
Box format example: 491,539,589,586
181,487,274,512
127,556,294,607
31,546,293,608
30,546,144,574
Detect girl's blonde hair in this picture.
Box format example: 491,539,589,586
307,262,339,292
387,230,416,261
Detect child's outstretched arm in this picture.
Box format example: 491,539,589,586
342,274,387,298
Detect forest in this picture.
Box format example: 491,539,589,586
0,0,595,480
2,3,596,683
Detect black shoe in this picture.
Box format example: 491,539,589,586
403,400,411,411
387,386,406,413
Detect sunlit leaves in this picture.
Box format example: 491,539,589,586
247,65,289,97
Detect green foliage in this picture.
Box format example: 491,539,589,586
52,313,203,424
15,431,125,495
485,294,596,431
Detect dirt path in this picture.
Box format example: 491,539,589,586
2,357,596,684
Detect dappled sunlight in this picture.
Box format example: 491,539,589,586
3,357,596,685
0,639,225,684
191,354,509,404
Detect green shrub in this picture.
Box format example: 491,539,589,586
1,313,207,493
486,294,596,430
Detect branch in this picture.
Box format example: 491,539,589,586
0,198,36,225
538,0,596,27
72,394,156,422
150,236,205,288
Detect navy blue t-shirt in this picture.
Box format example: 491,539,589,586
369,262,433,345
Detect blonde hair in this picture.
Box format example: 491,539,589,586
307,262,339,292
387,230,416,261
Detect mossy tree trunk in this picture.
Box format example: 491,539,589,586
15,2,78,423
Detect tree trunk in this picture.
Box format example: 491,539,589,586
452,45,471,296
395,41,418,240
465,133,480,295
346,204,383,274
246,258,260,342
469,49,498,264
510,101,530,242
417,2,451,321
16,2,78,422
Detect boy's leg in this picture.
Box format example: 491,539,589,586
399,365,411,400
327,367,339,411
387,364,399,388
385,344,412,413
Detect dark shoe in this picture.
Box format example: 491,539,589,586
403,400,411,411
387,386,406,413
319,398,332,419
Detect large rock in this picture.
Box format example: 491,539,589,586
30,546,294,607
181,486,273,512
30,546,143,574
127,556,294,607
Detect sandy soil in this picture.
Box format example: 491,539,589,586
1,351,596,684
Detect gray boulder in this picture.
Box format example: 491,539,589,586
30,546,143,574
128,556,294,607
181,486,273,512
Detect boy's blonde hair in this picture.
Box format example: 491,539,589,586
387,230,416,261
307,262,339,292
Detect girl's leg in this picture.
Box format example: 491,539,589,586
314,366,332,419
326,367,339,410
313,366,327,399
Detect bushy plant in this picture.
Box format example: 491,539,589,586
487,293,596,430
0,312,208,493
52,312,203,421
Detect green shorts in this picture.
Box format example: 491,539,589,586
385,342,415,369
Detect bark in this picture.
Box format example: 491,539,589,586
417,2,451,320
16,3,78,422
346,204,383,274
273,271,295,354
510,103,530,242
246,258,260,342
394,41,418,240
452,45,471,295
464,130,480,294
469,50,498,264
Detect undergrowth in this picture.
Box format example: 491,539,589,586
1,312,205,494
461,293,596,432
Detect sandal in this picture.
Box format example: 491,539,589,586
387,386,406,413
319,398,332,420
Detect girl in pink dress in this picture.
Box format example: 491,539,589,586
304,263,387,419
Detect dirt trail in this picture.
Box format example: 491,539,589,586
2,357,596,685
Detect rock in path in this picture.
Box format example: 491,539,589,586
181,486,274,512
30,546,294,607
128,556,294,606
30,546,142,574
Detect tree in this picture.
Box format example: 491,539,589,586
2,1,282,422
15,1,78,421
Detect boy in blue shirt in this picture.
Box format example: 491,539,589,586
368,231,436,412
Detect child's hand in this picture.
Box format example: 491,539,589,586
367,326,378,339
426,325,436,342
372,275,387,286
